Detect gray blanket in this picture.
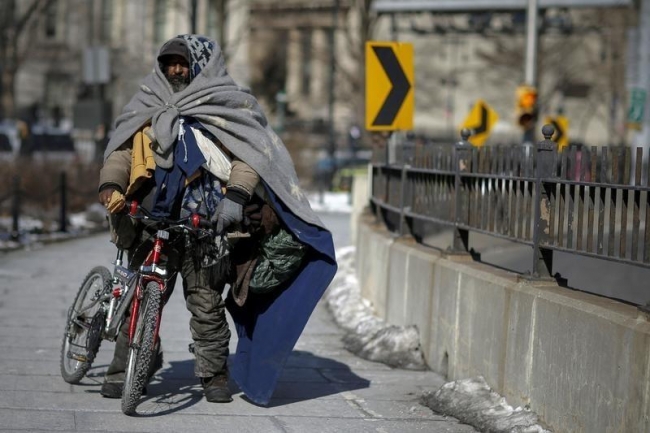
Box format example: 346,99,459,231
104,35,325,229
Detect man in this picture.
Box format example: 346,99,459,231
99,36,257,403
99,35,337,406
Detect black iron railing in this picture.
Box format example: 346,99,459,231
370,125,650,279
0,170,98,241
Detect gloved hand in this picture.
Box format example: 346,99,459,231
99,187,126,213
215,197,244,234
243,202,279,235
98,188,115,207
244,203,262,230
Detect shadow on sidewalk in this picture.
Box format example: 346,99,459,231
133,359,204,417
93,350,370,415
76,360,203,416
240,350,371,408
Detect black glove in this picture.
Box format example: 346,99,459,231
244,203,262,230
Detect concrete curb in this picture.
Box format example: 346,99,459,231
355,213,650,433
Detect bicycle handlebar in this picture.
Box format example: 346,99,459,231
123,201,250,239
124,200,214,233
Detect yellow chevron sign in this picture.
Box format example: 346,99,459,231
365,41,414,131
461,99,499,147
545,115,569,149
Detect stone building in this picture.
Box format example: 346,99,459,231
248,1,633,149
6,0,249,152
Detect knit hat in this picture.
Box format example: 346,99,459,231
157,37,190,63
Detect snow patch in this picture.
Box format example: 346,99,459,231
327,248,552,432
325,246,427,370
307,192,352,214
0,203,107,251
422,376,552,433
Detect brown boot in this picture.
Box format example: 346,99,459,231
201,374,232,403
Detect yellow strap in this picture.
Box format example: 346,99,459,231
126,128,156,197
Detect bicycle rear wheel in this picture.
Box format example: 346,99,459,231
121,281,162,415
60,266,112,384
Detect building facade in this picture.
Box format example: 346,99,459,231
5,0,636,161
9,0,249,145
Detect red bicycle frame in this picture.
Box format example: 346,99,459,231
127,235,167,347
123,201,211,349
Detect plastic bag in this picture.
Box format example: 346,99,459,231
249,228,306,293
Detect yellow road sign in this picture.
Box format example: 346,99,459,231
461,99,499,147
365,41,414,131
545,115,569,149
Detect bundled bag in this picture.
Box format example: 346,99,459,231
230,201,307,305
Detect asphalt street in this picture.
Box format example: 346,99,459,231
0,211,476,433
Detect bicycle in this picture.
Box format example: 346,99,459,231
59,201,219,415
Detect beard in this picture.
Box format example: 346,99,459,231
166,74,190,92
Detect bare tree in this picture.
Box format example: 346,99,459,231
473,8,631,143
336,0,379,126
0,0,56,120
249,30,287,110
166,0,228,56
210,0,228,59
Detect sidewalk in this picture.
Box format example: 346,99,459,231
0,234,476,432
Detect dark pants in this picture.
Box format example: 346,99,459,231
105,232,231,382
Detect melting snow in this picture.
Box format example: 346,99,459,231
327,246,552,433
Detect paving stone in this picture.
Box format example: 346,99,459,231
0,408,75,431
0,233,475,432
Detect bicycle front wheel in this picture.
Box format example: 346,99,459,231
121,281,162,415
60,266,112,384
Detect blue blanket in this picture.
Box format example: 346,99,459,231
226,187,337,405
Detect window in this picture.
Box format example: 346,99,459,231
44,72,72,123
154,0,167,45
301,30,312,96
101,0,113,43
207,1,218,38
44,0,58,38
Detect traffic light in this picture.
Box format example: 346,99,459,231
516,85,538,127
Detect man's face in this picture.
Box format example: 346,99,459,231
161,54,190,92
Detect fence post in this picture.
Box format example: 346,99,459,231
398,156,411,237
10,175,20,242
59,171,68,233
452,128,472,252
532,124,557,278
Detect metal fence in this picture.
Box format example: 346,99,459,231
0,170,99,241
370,125,650,280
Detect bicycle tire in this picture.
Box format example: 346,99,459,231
121,281,162,415
60,266,112,384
